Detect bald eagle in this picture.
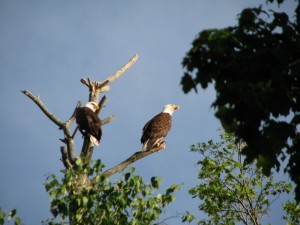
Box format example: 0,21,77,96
76,101,102,146
141,104,179,151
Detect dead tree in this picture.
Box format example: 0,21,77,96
22,54,166,189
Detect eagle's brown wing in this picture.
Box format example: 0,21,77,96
86,111,102,142
141,113,172,151
76,107,102,143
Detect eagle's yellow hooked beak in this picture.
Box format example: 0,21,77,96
174,105,180,110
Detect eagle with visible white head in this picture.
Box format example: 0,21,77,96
76,101,102,146
141,104,179,151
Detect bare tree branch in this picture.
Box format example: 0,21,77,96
97,95,107,114
66,101,81,127
22,90,64,128
80,139,96,163
71,126,79,139
96,80,110,91
64,126,76,164
101,115,115,125
60,146,73,169
80,54,139,98
156,212,184,225
90,142,167,185
80,78,90,88
22,90,77,165
104,54,139,84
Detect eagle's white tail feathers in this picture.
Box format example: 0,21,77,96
90,136,99,146
142,138,164,151
141,140,149,151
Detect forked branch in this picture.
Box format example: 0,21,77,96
22,90,77,167
22,55,160,181
80,54,139,102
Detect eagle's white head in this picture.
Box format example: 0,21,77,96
162,104,180,115
85,101,99,112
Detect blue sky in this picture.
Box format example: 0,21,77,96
0,1,297,224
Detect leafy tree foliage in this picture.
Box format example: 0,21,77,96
183,131,299,225
0,208,21,225
44,159,179,225
283,200,300,225
181,1,300,200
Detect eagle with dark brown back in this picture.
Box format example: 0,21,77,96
76,101,102,146
141,104,179,151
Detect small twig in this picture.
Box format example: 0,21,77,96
80,79,89,88
156,212,184,225
72,126,79,139
87,78,92,87
59,138,67,144
66,101,81,127
96,80,109,90
97,95,107,115
101,115,115,125
67,102,81,140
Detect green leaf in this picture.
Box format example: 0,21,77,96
77,198,81,206
14,217,21,225
189,187,197,196
0,210,5,225
75,214,82,222
286,183,292,192
182,211,195,223
75,157,83,167
257,180,262,188
8,209,16,221
151,177,160,188
181,72,197,93
124,172,131,181
82,196,88,207
156,194,162,201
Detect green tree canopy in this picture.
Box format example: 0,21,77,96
183,130,299,225
181,2,300,200
44,160,179,225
